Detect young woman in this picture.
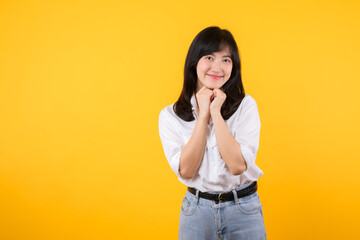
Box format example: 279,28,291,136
158,26,266,240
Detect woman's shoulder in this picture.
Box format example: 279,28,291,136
159,103,176,122
228,94,260,123
242,94,257,105
237,94,258,112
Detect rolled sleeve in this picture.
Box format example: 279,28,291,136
158,108,183,178
234,98,261,172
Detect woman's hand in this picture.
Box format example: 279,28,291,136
195,86,213,122
210,88,226,115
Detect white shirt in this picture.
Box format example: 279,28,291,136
158,93,263,193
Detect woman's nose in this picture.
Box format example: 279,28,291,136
211,60,222,71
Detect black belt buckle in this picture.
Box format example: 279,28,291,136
218,192,226,203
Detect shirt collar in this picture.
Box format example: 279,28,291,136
190,93,199,119
190,93,197,110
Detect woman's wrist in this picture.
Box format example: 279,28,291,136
198,113,210,123
210,109,222,118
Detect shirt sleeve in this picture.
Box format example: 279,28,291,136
233,97,261,173
158,108,184,178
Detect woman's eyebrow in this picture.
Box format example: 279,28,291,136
207,54,231,58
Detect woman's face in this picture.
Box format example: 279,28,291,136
196,47,233,92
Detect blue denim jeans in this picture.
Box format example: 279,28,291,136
179,183,267,240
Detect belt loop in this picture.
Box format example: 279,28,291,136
232,189,239,204
195,189,199,204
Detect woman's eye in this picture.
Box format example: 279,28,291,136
224,59,231,63
205,56,213,60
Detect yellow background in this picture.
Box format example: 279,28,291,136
1,0,359,239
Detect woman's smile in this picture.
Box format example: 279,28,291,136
207,74,223,80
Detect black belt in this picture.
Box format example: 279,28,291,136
187,181,258,204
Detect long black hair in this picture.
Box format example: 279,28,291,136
173,26,245,121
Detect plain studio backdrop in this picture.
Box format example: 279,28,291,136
0,0,359,239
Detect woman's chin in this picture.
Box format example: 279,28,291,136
205,83,223,90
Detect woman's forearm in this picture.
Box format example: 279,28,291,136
179,117,208,179
211,111,247,175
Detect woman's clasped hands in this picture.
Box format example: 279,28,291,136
195,86,226,123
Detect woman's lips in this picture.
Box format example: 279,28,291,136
207,74,223,80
